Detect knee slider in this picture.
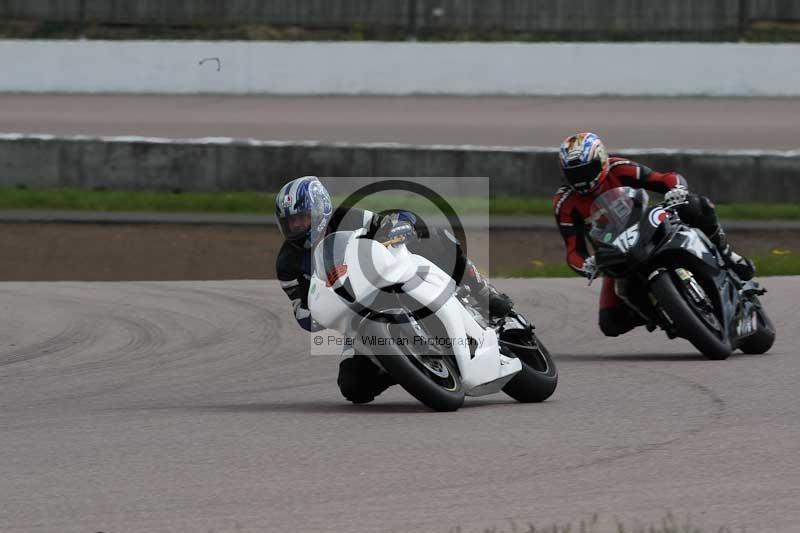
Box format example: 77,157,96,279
337,357,390,403
599,308,637,337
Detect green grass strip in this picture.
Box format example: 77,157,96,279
714,202,800,220
0,187,277,213
0,187,798,220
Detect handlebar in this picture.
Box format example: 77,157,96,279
381,236,407,247
660,199,689,210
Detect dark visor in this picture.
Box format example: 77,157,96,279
562,159,603,191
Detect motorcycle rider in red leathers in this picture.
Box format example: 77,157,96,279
553,132,755,337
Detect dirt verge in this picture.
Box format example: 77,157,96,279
2,223,796,281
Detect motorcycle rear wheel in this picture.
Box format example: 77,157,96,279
501,329,558,403
738,299,776,354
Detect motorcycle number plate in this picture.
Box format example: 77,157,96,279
612,225,640,252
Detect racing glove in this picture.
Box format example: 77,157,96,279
582,255,598,280
664,185,689,207
375,213,417,245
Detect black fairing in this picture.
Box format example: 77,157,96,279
592,193,761,349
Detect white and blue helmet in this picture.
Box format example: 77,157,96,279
275,176,333,248
559,132,609,194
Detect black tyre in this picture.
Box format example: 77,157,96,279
739,302,776,355
650,271,732,360
501,329,558,403
362,319,465,412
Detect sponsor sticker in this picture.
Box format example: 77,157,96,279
325,264,348,288
648,208,668,227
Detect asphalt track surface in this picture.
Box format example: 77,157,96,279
2,95,799,149
1,278,798,532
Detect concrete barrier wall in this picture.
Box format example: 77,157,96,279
1,134,798,202
3,40,800,96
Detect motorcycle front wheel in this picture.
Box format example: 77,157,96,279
363,318,465,412
650,271,732,360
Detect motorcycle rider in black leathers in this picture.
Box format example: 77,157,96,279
275,176,513,404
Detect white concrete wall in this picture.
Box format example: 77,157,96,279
3,40,799,96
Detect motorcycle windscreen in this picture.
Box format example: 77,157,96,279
588,186,649,246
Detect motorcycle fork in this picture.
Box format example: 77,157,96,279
646,268,680,338
647,292,678,337
675,268,713,309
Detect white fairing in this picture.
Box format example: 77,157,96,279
399,260,521,393
309,230,418,332
309,231,521,396
308,274,356,333
347,233,418,294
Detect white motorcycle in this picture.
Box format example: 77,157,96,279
309,228,557,412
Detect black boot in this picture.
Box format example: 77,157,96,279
680,196,756,281
474,285,514,318
712,229,755,281
462,261,514,318
721,245,756,280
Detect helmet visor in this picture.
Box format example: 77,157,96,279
562,159,603,192
278,211,312,241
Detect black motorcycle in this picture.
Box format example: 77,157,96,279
588,186,775,360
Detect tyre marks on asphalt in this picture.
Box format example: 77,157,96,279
0,278,797,533
0,281,302,410
0,315,97,367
